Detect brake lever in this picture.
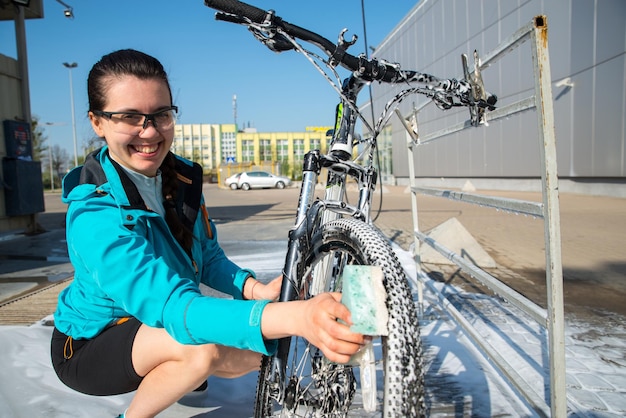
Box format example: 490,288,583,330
217,10,294,52
249,28,295,52
215,11,247,25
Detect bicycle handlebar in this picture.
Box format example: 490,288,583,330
205,0,266,23
204,0,497,113
204,0,411,83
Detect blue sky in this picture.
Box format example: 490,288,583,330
1,0,417,157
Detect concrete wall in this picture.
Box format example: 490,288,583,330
371,0,626,186
0,53,31,232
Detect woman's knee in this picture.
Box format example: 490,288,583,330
132,325,257,378
181,343,221,376
177,344,262,379
133,326,216,377
210,346,262,378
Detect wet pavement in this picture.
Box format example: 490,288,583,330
0,207,71,305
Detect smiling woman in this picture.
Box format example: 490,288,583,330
86,51,177,177
50,48,367,418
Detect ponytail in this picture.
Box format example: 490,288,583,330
160,153,194,254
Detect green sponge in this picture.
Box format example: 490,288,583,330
340,265,388,336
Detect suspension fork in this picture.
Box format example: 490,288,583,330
267,150,325,400
280,150,323,302
267,149,377,398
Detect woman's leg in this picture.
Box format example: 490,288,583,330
126,324,261,418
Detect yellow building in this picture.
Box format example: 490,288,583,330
172,123,237,172
173,124,333,180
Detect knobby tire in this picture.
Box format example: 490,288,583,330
254,217,425,417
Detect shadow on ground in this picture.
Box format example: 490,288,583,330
208,204,294,224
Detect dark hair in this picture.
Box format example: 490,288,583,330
88,49,193,253
161,152,194,253
87,49,173,112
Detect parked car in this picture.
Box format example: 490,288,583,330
224,172,242,190
225,171,292,190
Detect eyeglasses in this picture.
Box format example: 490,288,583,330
92,106,178,134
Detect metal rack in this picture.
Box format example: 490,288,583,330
400,16,565,417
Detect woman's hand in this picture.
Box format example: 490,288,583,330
244,275,282,301
299,292,367,363
261,292,367,364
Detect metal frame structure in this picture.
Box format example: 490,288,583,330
400,16,565,417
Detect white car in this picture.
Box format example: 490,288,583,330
225,171,292,190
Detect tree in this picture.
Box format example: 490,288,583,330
42,145,70,190
30,115,47,162
84,135,105,158
52,145,69,179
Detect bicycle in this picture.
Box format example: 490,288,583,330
203,1,497,416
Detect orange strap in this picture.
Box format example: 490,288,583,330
63,336,74,360
200,205,213,239
116,317,130,326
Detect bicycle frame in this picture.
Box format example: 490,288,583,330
203,0,497,410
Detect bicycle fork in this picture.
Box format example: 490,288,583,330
265,151,324,406
265,149,378,407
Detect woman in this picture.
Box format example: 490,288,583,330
51,49,366,418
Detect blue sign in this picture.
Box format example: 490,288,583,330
226,156,236,164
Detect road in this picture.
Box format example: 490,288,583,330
2,181,625,322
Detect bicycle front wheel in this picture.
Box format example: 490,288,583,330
255,217,425,417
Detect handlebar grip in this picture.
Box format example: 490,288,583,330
204,0,268,24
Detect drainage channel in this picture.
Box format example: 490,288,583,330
0,278,72,326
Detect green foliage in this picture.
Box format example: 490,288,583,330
30,116,47,162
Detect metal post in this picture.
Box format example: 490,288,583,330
63,62,78,167
14,4,31,123
530,16,566,417
48,145,54,192
395,107,424,314
13,3,41,234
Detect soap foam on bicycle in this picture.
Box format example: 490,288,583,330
340,265,388,336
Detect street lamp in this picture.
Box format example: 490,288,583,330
63,62,78,167
54,0,74,19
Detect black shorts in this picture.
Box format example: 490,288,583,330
51,317,143,396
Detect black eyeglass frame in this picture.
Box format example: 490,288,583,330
92,106,178,130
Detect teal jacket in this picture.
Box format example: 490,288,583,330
54,146,276,355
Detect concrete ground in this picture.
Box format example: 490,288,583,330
201,183,626,319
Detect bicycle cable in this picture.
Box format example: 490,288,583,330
359,0,384,223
